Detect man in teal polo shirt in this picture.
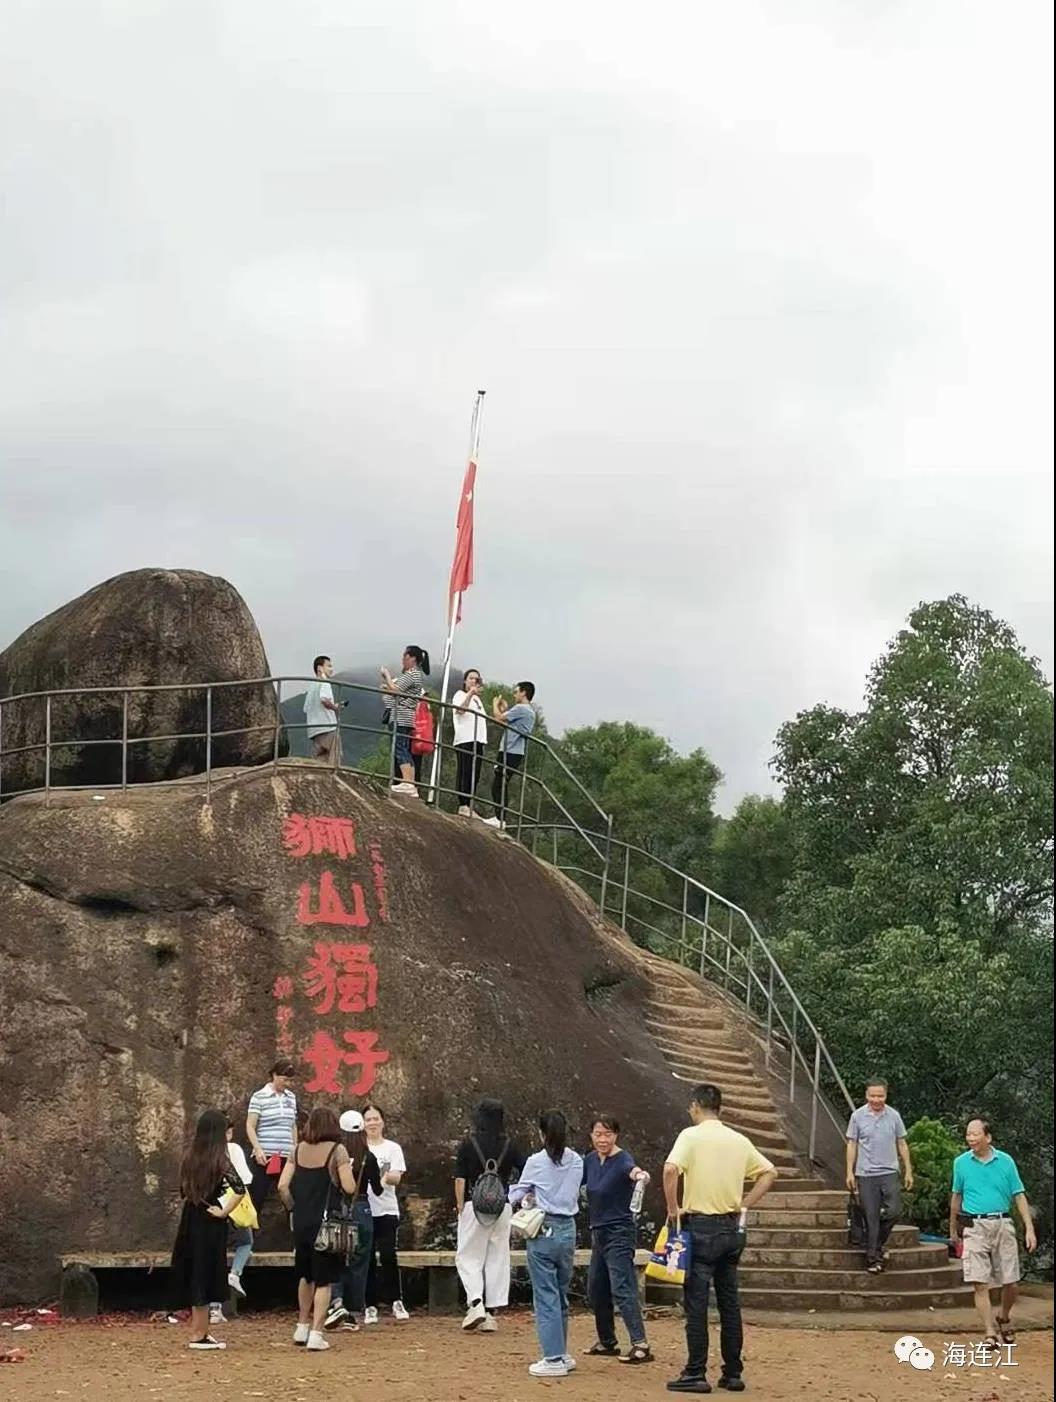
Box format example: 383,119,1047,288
949,1118,1036,1349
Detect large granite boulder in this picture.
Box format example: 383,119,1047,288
0,569,283,795
0,766,690,1302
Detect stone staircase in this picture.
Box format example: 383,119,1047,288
640,956,971,1310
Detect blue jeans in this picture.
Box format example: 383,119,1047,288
334,1201,374,1314
526,1215,575,1361
589,1220,646,1347
230,1224,254,1277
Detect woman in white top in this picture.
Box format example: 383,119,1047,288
209,1117,257,1326
451,668,488,815
362,1103,410,1322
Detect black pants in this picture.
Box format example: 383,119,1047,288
365,1214,403,1306
247,1156,288,1211
682,1213,745,1381
856,1173,901,1264
455,742,485,805
490,751,524,823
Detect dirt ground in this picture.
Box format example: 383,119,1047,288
1,1310,1052,1402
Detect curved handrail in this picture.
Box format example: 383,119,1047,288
0,674,852,1163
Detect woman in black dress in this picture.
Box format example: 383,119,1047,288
278,1107,358,1352
170,1108,247,1350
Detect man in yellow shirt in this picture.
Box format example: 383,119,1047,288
663,1083,778,1393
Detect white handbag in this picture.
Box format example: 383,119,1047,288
510,1205,546,1239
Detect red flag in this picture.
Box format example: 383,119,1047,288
448,458,476,623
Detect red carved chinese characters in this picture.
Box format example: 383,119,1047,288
302,1029,391,1097
368,840,390,923
296,871,370,927
283,813,357,860
302,942,378,1015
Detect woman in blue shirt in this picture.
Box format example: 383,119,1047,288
583,1114,652,1363
509,1110,583,1378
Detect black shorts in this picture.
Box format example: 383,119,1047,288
294,1239,344,1287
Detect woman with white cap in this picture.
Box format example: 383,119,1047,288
323,1110,382,1332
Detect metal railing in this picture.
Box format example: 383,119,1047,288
0,674,852,1161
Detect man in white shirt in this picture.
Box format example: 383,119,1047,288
305,655,341,761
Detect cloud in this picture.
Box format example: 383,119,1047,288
1,0,1052,812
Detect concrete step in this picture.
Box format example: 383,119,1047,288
664,1062,769,1093
738,1265,964,1292
739,1244,949,1270
736,1286,973,1311
643,1002,727,1031
667,1079,777,1112
702,1104,780,1134
753,1191,847,1211
748,1224,920,1249
654,1045,755,1074
649,1032,754,1064
721,1126,793,1156
747,1209,849,1227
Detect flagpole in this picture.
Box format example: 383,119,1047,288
429,390,485,802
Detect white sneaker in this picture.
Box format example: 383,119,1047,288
364,1306,379,1325
392,782,419,797
209,1308,226,1325
189,1336,226,1350
481,816,502,828
562,1355,577,1371
479,1314,498,1332
458,805,472,817
529,1359,569,1377
228,1272,246,1297
293,1322,310,1345
306,1331,330,1351
392,1300,409,1322
462,1301,487,1331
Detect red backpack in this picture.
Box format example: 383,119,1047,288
410,699,435,756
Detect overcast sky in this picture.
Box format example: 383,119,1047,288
1,1,1052,810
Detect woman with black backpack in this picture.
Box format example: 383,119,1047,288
453,1098,527,1333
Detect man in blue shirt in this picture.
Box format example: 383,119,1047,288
484,681,536,829
582,1115,652,1364
949,1118,1036,1350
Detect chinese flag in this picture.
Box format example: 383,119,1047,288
448,458,476,623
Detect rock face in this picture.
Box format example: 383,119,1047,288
0,766,693,1303
0,569,283,796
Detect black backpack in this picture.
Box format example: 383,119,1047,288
470,1136,510,1225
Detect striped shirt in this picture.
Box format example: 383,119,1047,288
393,667,425,725
247,1083,298,1156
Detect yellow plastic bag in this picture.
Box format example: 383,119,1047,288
644,1222,691,1285
223,1189,259,1230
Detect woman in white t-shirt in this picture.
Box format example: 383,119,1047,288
451,669,488,816
362,1104,409,1323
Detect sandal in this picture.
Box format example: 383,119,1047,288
981,1335,1000,1353
620,1344,654,1364
995,1317,1016,1345
586,1342,620,1356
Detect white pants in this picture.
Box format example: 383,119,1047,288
455,1202,512,1308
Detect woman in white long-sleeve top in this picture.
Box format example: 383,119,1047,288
509,1110,584,1379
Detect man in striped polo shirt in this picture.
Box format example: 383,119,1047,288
245,1059,299,1209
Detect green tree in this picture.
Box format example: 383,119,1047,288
710,795,794,930
769,596,1054,1258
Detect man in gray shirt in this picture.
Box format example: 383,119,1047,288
845,1079,914,1273
484,681,536,828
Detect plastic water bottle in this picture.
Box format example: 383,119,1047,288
630,1174,648,1217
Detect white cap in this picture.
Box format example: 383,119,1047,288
339,1110,364,1133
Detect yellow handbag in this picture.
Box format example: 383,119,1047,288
223,1188,259,1230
